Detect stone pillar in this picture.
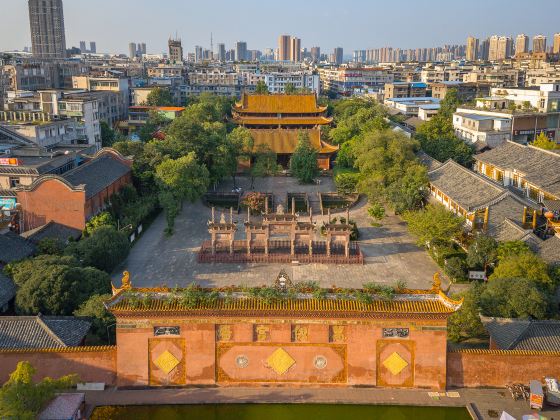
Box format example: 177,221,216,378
309,236,313,256
345,238,350,258
211,232,216,255
326,232,331,257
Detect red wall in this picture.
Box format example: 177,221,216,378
447,350,560,388
17,179,86,232
0,347,117,385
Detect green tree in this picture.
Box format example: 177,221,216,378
447,284,486,342
250,145,278,189
224,127,254,188
480,277,550,319
37,237,66,255
352,129,428,212
335,172,359,195
497,240,532,261
100,121,115,147
368,203,386,225
290,131,318,183
284,82,296,94
138,110,170,142
445,256,468,282
490,252,555,292
146,87,174,106
533,132,559,150
0,362,77,420
402,204,465,247
6,255,111,315
65,226,130,273
466,234,498,271
255,81,269,94
155,153,209,202
74,294,115,345
84,211,115,237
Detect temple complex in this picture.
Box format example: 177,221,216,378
232,93,338,169
199,203,362,264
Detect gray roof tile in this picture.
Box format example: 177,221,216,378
0,273,16,309
62,155,130,199
0,316,91,349
0,232,36,264
481,316,560,351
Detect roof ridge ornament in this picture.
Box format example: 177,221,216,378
112,271,132,296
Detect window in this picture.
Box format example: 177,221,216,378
9,177,20,188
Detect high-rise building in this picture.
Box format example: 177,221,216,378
310,47,321,62
89,41,96,54
290,37,301,62
28,0,67,58
129,42,137,59
168,38,183,63
278,35,291,61
554,33,560,54
466,36,479,61
479,38,490,61
139,43,147,55
235,41,247,62
515,34,529,56
195,45,203,62
532,35,547,53
79,41,87,53
217,43,226,62
488,36,511,61
334,47,344,65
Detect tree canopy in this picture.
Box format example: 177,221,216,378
65,226,130,273
255,81,269,94
402,204,464,247
290,131,318,183
532,132,559,150
74,294,115,345
146,87,174,106
489,252,555,292
6,255,111,315
466,234,498,270
0,362,77,420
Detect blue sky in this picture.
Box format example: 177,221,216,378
1,0,559,54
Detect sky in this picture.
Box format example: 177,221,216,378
1,0,559,55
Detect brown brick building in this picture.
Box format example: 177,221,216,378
16,148,132,233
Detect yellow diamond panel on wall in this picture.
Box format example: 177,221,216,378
382,351,409,376
154,350,180,375
267,348,296,375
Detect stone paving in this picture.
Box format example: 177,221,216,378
84,386,560,420
114,176,447,291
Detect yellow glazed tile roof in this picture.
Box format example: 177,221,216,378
234,93,327,114
249,129,338,155
234,116,332,126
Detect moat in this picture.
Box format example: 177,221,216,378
91,403,471,420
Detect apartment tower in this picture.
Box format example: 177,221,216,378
466,36,479,61
554,33,560,54
168,38,183,63
290,37,301,62
28,0,67,58
515,34,529,56
532,35,547,53
278,35,291,61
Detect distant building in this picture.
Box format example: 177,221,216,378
488,36,512,61
28,0,67,59
235,41,248,62
79,41,86,53
384,82,428,102
319,67,393,96
310,47,321,62
278,35,291,61
129,42,137,59
217,43,226,62
89,41,96,53
168,38,183,63
532,35,547,53
466,36,479,61
515,34,529,56
554,33,560,54
334,47,344,65
290,37,301,62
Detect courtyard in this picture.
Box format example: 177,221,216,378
114,176,445,290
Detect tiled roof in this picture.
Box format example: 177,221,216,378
0,316,91,349
428,160,508,211
0,273,16,309
481,316,560,352
417,151,442,171
0,232,36,264
38,393,85,420
234,93,327,114
537,235,560,266
475,141,560,198
107,289,462,318
234,116,332,126
62,155,130,199
21,221,82,244
249,129,338,155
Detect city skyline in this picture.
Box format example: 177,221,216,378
0,0,559,55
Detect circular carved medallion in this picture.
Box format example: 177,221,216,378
314,355,327,370
236,355,249,368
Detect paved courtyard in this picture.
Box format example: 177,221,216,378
115,176,446,290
